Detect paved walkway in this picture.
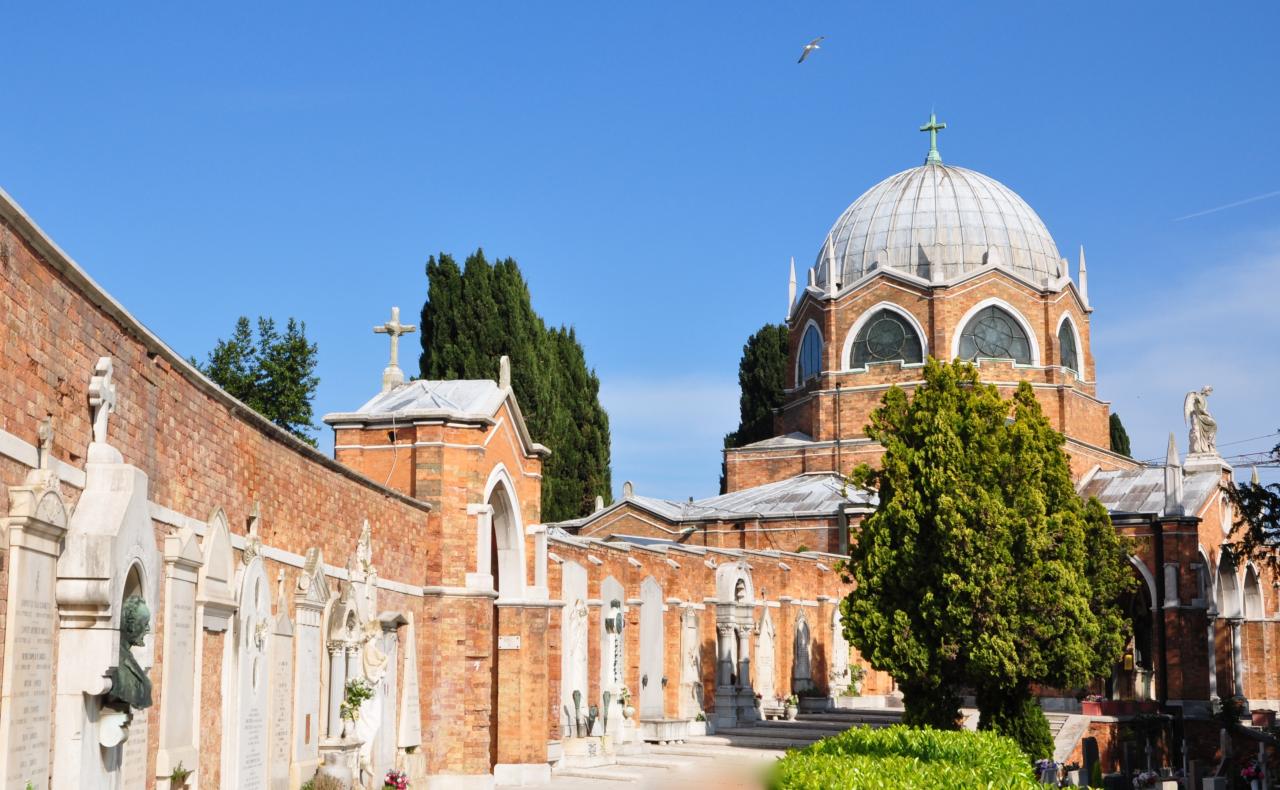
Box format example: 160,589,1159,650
502,708,906,789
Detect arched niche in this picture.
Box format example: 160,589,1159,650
485,465,527,597
1243,564,1264,620
1216,551,1242,619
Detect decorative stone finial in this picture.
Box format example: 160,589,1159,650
594,495,604,512
499,355,511,390
1164,433,1184,517
244,501,263,561
622,481,634,499
1184,386,1218,455
787,258,797,319
920,111,946,165
1078,246,1090,307
374,306,417,393
88,356,117,445
36,416,54,471
1253,466,1261,486
356,519,374,575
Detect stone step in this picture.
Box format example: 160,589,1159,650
614,755,696,770
752,718,853,731
687,734,826,750
718,726,849,741
649,743,785,761
553,766,646,783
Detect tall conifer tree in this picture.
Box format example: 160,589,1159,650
843,359,1131,757
418,249,612,522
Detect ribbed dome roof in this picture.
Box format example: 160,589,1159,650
815,163,1063,289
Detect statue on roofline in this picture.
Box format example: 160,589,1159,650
1184,386,1218,455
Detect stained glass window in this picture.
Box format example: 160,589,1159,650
958,306,1032,365
849,310,924,368
1058,320,1079,373
798,325,823,383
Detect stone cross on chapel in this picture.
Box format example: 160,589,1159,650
920,111,946,165
374,306,417,392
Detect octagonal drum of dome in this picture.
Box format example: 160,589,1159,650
815,163,1063,289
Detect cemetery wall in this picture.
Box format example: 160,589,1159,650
0,194,437,788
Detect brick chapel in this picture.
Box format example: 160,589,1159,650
0,115,1268,788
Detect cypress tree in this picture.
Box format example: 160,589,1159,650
1109,413,1132,457
418,249,612,522
726,323,790,447
720,323,789,492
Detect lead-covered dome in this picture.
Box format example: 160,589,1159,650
815,163,1063,289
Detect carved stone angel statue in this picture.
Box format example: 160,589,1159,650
1183,386,1218,455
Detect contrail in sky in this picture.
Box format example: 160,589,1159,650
1174,189,1280,221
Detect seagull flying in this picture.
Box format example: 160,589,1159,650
798,36,825,64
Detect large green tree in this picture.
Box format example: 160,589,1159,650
195,316,320,445
418,249,611,522
842,359,1132,757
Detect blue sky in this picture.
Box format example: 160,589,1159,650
3,3,1278,501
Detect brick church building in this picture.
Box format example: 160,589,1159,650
0,116,1266,788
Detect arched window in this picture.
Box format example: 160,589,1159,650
958,306,1032,365
1058,319,1079,373
798,325,823,383
849,309,924,369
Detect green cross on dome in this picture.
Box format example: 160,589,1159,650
920,111,946,164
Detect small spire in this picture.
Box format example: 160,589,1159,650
787,257,797,319
1164,432,1184,517
919,111,946,165
499,355,511,390
1078,245,1090,306
1252,466,1261,485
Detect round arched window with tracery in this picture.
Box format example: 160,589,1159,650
849,310,924,369
958,306,1032,365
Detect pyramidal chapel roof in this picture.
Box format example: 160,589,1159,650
814,116,1064,290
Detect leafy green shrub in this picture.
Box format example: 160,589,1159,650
769,725,1039,789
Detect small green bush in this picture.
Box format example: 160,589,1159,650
769,725,1039,789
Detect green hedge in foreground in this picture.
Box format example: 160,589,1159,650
768,725,1041,790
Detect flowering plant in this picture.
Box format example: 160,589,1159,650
1132,770,1160,788
1083,693,1104,702
1034,759,1059,780
1241,759,1263,780
341,679,375,721
384,768,410,789
617,685,632,706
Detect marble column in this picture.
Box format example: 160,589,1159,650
1230,618,1245,696
1207,613,1218,699
717,625,735,686
327,643,345,737
737,627,751,689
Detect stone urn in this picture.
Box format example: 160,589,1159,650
316,752,354,788
784,703,798,721
623,705,636,720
